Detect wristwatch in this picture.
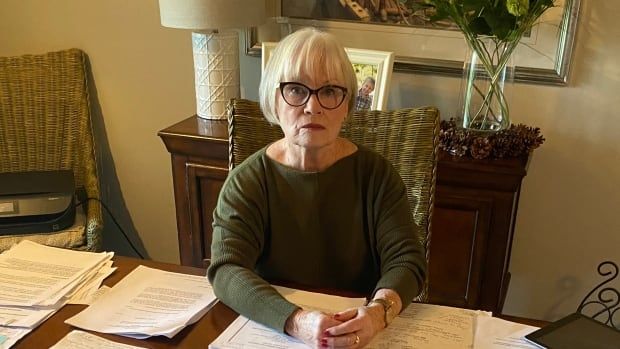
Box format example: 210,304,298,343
367,297,395,327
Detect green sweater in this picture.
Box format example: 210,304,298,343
207,145,427,332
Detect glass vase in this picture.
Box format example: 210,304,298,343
459,36,516,132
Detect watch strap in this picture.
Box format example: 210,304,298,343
367,298,395,327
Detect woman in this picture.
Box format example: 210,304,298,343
207,28,426,348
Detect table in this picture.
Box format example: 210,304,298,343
15,256,237,349
15,256,548,348
159,116,531,314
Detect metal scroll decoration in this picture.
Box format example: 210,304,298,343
577,261,619,329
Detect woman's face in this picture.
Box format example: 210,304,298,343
276,71,349,151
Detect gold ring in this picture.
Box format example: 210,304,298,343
354,334,360,345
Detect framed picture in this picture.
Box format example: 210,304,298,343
262,42,394,110
247,0,580,85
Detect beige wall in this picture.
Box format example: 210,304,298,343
1,0,618,321
391,0,620,322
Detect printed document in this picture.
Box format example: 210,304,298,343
68,260,116,305
212,292,508,349
367,303,491,349
0,241,116,348
50,330,147,349
69,285,111,306
65,265,216,338
0,302,61,328
0,326,30,349
210,286,366,349
474,316,540,349
0,240,112,306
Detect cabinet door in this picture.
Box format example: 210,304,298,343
184,163,228,268
428,189,493,309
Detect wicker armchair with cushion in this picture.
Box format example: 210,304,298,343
0,48,102,252
227,98,440,301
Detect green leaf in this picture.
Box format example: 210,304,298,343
506,0,529,16
469,17,492,36
424,0,555,42
483,7,517,40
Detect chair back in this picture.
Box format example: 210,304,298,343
0,49,102,251
227,98,439,301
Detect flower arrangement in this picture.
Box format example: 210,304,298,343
424,0,555,42
423,0,556,131
439,119,545,159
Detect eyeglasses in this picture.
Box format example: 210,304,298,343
279,82,348,110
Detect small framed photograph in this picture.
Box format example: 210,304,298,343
262,42,394,111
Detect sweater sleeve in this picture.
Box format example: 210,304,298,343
206,157,299,332
370,157,428,308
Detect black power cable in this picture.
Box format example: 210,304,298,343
76,197,146,259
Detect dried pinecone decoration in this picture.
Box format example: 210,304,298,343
470,137,492,159
490,134,510,158
439,120,469,156
439,119,545,159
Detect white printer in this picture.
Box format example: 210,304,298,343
0,170,76,235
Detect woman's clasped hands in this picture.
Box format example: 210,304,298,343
285,304,385,348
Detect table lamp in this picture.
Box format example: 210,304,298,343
158,0,266,120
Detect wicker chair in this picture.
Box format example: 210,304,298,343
227,98,439,301
0,48,102,252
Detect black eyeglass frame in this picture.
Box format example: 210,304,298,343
278,82,348,110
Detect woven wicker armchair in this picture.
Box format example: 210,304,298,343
227,98,439,301
0,49,102,252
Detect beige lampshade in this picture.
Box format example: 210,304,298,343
159,0,266,30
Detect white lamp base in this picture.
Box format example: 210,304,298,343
192,30,239,120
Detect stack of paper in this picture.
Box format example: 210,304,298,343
51,330,147,349
367,303,492,348
474,316,539,349
0,240,114,348
65,265,217,339
210,286,367,349
211,287,541,349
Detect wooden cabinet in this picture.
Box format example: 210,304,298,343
159,118,229,268
429,152,529,313
159,116,530,314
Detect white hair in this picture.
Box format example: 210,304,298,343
258,27,358,125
